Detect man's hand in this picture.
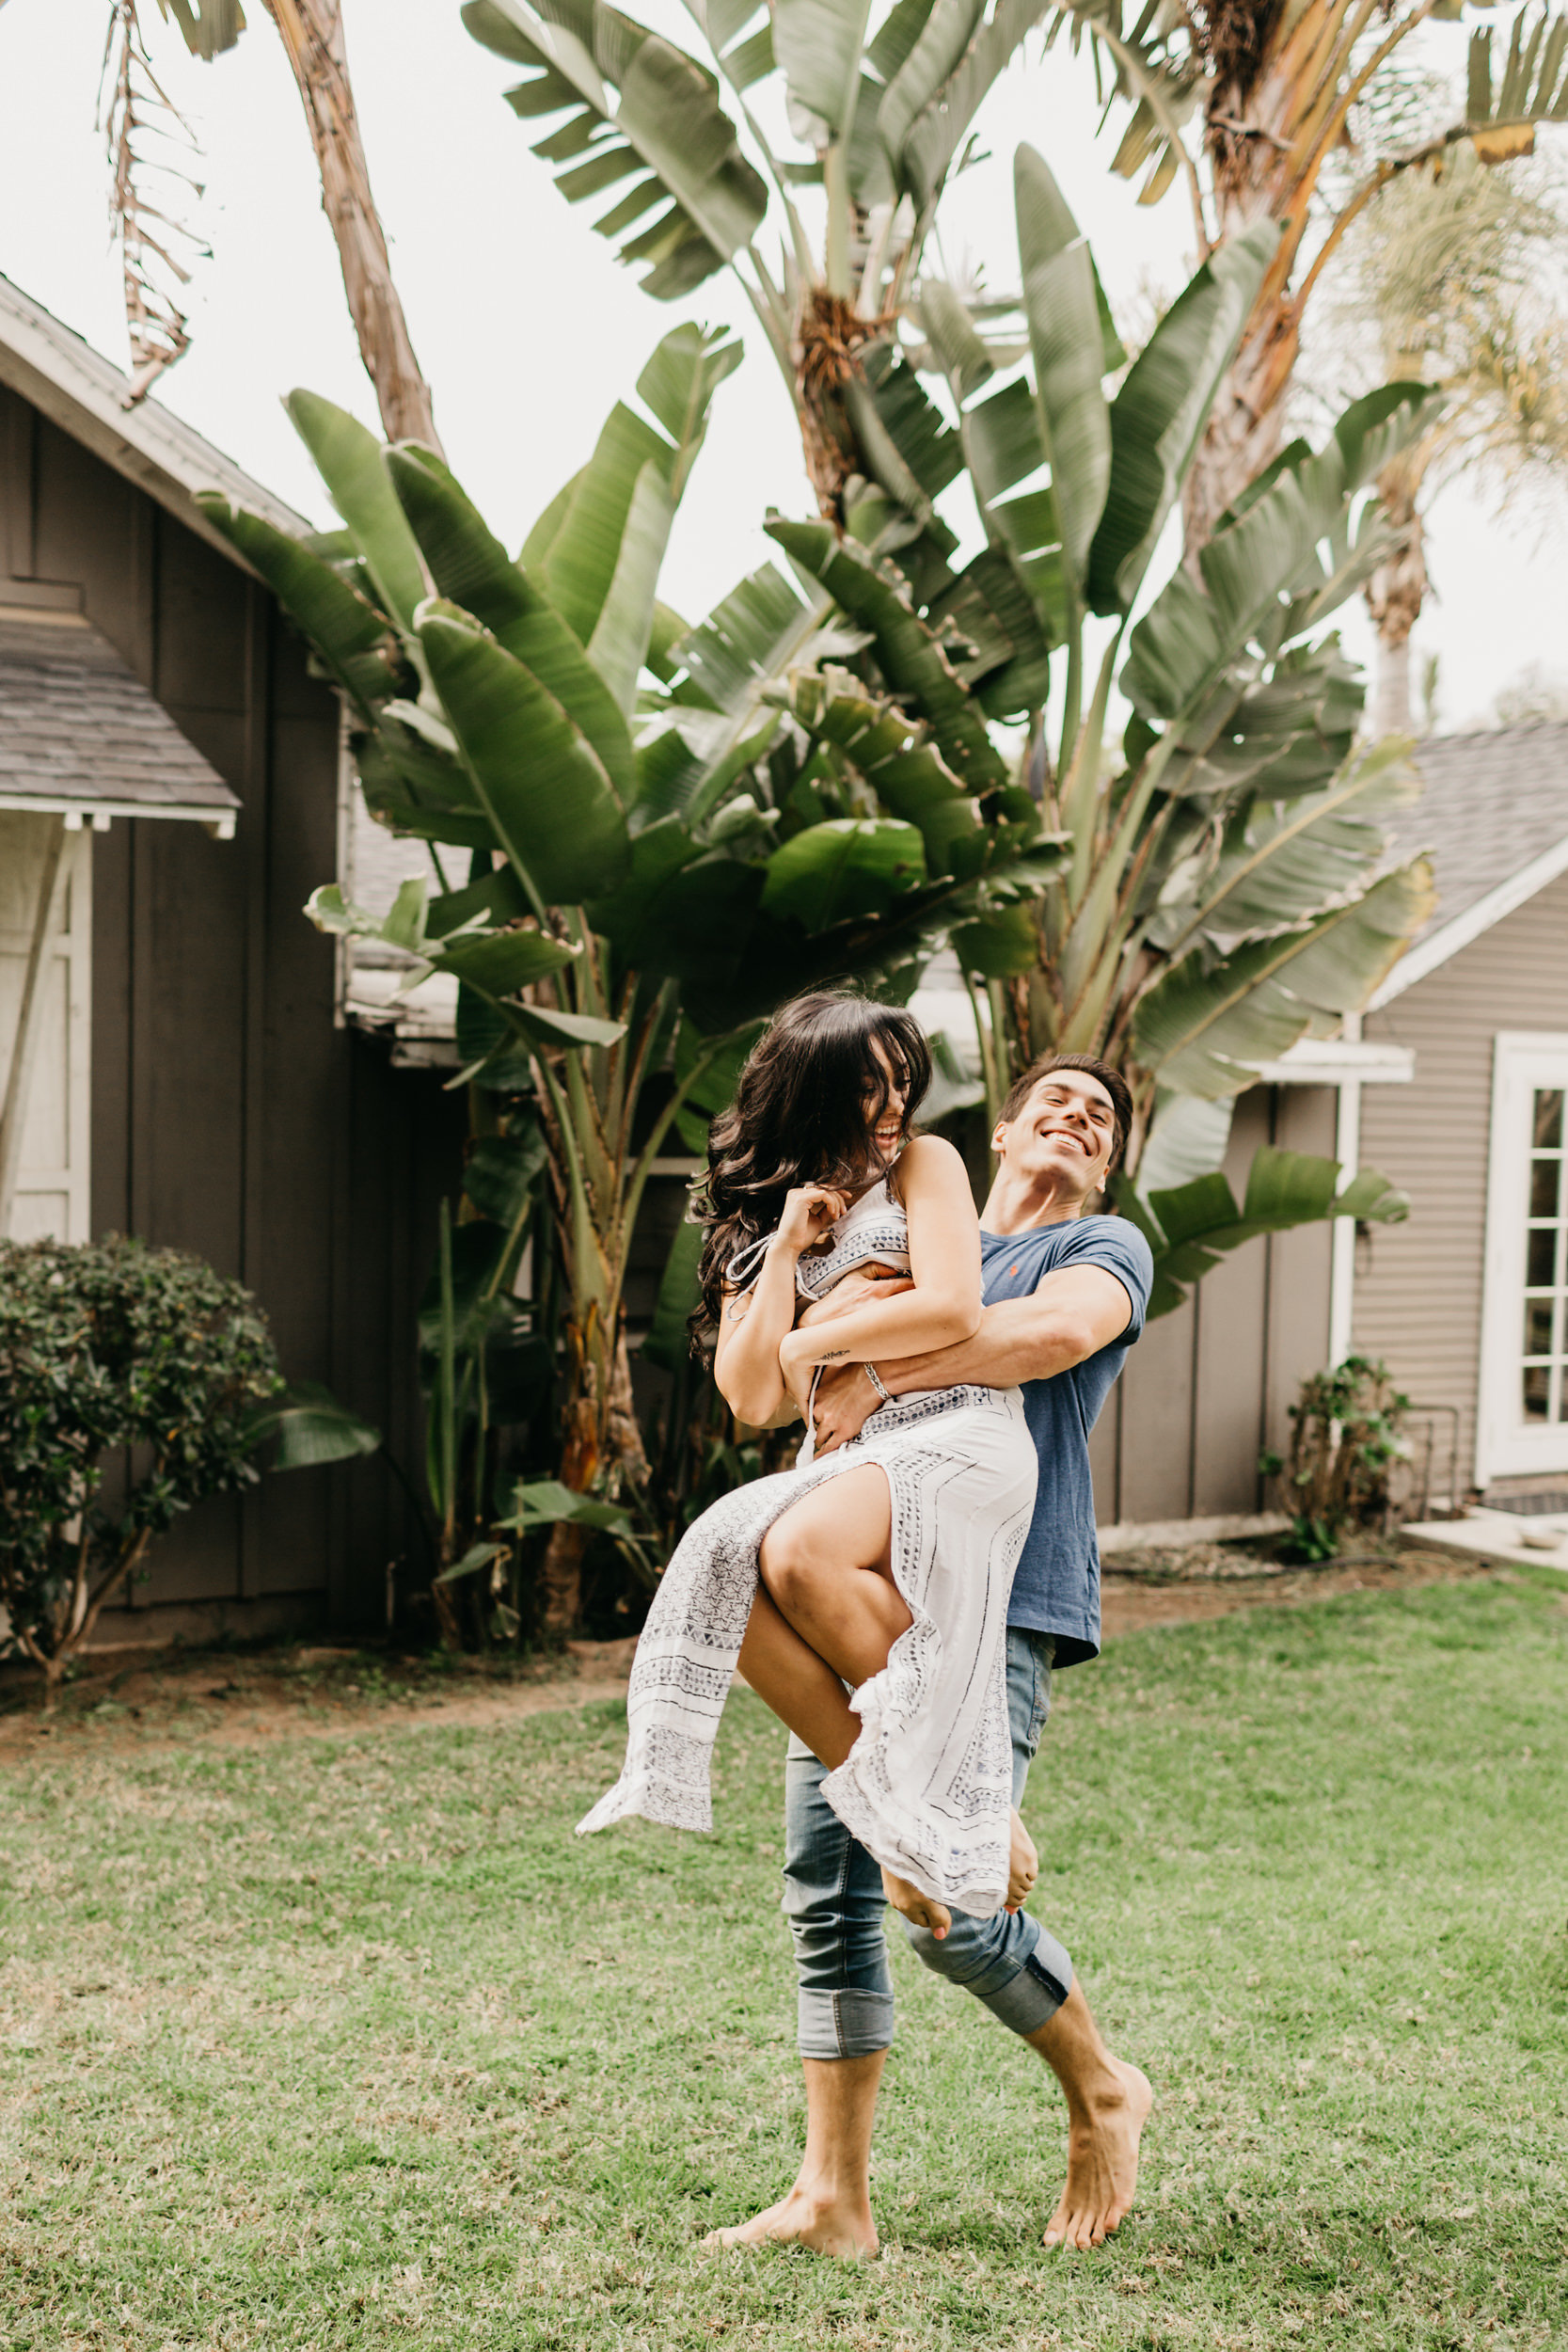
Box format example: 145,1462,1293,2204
811,1362,882,1455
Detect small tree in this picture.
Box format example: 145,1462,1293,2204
1261,1354,1411,1562
0,1237,285,1687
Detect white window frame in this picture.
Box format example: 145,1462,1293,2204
0,815,92,1246
1477,1031,1568,1485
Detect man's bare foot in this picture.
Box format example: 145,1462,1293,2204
705,2182,878,2259
880,1864,950,1940
1042,2058,1153,2251
1006,1809,1038,1914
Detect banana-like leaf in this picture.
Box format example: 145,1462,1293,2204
760,816,928,926
774,0,876,137
418,610,631,902
1133,1091,1235,1197
1015,144,1110,601
497,1479,634,1534
1086,220,1278,616
1148,737,1420,955
783,669,981,872
521,326,740,658
767,522,1008,790
385,447,635,798
1123,386,1441,722
464,0,768,295
431,929,582,998
1132,860,1435,1098
194,496,402,718
1120,1145,1410,1320
876,0,988,176
641,1215,705,1370
897,0,1056,209
285,392,431,639
243,1381,383,1469
464,1122,551,1228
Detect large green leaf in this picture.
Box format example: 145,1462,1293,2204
244,1382,383,1470
1086,220,1278,615
641,1215,705,1371
784,670,980,872
766,522,1008,790
285,392,430,639
384,447,635,798
1015,144,1110,600
1132,861,1436,1098
522,326,739,659
194,497,402,719
1148,738,1419,955
418,611,631,903
760,817,927,926
897,0,1055,209
773,0,876,135
1122,1145,1410,1320
464,0,768,295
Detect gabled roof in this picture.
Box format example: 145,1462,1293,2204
1370,718,1568,1008
0,273,310,566
0,612,239,835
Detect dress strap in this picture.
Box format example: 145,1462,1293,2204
725,1228,776,1292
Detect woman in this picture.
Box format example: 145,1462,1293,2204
578,993,1038,1931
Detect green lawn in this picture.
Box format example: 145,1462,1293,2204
3,1571,1565,2351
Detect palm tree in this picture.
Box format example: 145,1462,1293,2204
1063,0,1568,550
92,0,441,448
1305,129,1568,733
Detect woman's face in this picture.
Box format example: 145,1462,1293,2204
860,1038,909,1166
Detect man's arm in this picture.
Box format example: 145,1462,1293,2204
811,1263,1133,1454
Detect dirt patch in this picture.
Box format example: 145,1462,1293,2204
1102,1541,1498,1636
0,1545,1504,1768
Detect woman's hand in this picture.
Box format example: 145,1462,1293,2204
775,1184,849,1256
796,1264,912,1330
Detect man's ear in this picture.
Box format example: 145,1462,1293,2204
990,1121,1008,1156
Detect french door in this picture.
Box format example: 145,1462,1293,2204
1478,1033,1568,1482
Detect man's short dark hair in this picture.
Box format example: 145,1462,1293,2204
998,1052,1133,1176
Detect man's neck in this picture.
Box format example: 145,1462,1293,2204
979,1167,1097,1236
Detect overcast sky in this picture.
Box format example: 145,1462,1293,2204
1,0,1562,729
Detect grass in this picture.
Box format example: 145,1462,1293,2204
3,1570,1566,2351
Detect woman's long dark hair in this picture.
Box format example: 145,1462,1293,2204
690,992,932,1347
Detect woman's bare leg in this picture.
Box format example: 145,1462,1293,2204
736,1582,859,1772
755,1467,950,1938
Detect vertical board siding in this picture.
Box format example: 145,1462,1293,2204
1358,870,1568,1490
2,383,467,1631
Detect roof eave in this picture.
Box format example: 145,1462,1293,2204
1368,829,1568,1010
0,274,310,573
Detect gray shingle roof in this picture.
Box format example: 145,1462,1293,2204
1387,719,1568,945
0,615,239,823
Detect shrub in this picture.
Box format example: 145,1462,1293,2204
0,1235,283,1685
1260,1355,1411,1563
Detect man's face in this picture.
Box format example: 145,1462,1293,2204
992,1069,1118,1202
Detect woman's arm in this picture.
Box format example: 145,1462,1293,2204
712,1183,847,1424
778,1136,981,1393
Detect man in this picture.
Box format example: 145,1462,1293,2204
711,1051,1155,2260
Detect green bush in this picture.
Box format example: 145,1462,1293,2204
0,1235,283,1685
1260,1354,1411,1563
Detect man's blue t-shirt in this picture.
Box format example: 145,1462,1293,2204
981,1215,1153,1667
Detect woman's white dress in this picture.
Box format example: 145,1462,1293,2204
576,1181,1038,1918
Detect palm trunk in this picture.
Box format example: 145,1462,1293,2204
1365,486,1425,737
261,0,443,455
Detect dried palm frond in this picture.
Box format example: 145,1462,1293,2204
100,0,209,403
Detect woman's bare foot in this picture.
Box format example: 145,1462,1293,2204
705,2181,878,2259
1042,2057,1154,2250
1006,1809,1038,1913
880,1864,950,1940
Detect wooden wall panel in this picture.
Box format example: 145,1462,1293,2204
1261,1087,1336,1462
1117,1290,1197,1523
1189,1088,1272,1517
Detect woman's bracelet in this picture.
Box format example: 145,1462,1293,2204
863,1361,892,1405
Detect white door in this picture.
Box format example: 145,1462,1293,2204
0,811,92,1243
1478,1031,1568,1484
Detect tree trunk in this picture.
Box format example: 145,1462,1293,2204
261,0,443,454
1182,309,1297,555
1365,481,1426,738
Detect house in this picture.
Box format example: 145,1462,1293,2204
0,274,465,1647
1354,722,1568,1505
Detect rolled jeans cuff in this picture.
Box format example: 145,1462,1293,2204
797,1987,895,2060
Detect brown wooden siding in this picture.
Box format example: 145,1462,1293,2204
1357,868,1568,1491
2,381,467,1634
1088,1085,1336,1525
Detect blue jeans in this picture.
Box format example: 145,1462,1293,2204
783,1629,1073,2058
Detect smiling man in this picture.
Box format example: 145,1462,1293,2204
713,1051,1155,2261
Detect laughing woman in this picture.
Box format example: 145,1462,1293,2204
577,993,1039,1933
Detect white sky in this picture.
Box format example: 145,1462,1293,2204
0,0,1562,729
